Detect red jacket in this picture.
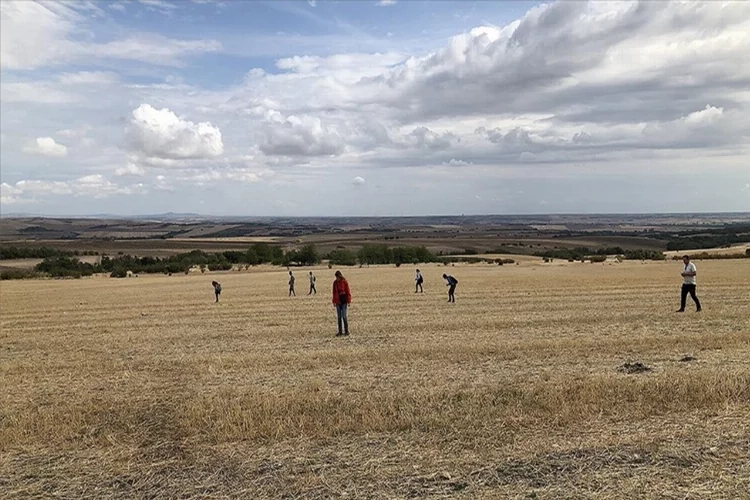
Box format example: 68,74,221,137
332,278,352,305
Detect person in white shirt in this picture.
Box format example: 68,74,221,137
415,269,424,293
677,255,701,312
308,271,317,295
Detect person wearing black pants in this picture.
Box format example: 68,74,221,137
309,271,317,295
415,269,424,293
211,281,222,303
288,270,296,297
443,273,458,303
677,255,701,312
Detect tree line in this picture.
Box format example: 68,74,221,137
1,243,443,279
533,246,665,262
0,247,99,260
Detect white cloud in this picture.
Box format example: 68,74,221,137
115,163,147,177
1,182,23,205
85,36,221,67
0,1,220,70
377,0,396,6
0,176,147,205
128,104,224,161
56,125,92,139
352,176,365,185
138,0,176,14
1,82,79,104
0,1,78,70
57,71,119,85
259,111,345,157
445,159,472,166
23,137,68,157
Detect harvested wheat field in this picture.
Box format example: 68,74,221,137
1,260,749,498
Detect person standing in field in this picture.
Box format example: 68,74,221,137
676,255,701,312
288,270,296,297
332,270,352,336
211,280,222,303
415,268,424,293
309,271,317,295
443,273,458,303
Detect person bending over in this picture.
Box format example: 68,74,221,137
443,273,458,303
211,281,222,303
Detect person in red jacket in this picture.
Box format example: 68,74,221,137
332,270,352,336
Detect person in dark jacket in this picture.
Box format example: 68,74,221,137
443,273,458,303
211,281,222,303
332,270,352,336
288,270,296,297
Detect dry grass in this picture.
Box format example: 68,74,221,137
1,260,749,498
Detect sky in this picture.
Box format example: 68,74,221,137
1,0,749,217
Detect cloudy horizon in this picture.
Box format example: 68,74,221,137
1,0,749,217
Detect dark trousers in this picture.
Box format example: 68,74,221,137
289,286,295,296
416,280,423,293
680,284,701,311
336,303,349,334
309,284,316,295
448,285,456,302
215,292,220,303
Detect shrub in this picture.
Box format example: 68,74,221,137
0,268,39,280
296,244,321,266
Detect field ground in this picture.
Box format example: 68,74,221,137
1,261,749,498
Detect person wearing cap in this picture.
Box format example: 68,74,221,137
332,270,352,336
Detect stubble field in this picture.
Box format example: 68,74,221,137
1,260,749,498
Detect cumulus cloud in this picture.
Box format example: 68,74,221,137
128,104,223,161
23,137,68,157
352,176,365,186
259,111,345,157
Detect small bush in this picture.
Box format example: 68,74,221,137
0,268,39,280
